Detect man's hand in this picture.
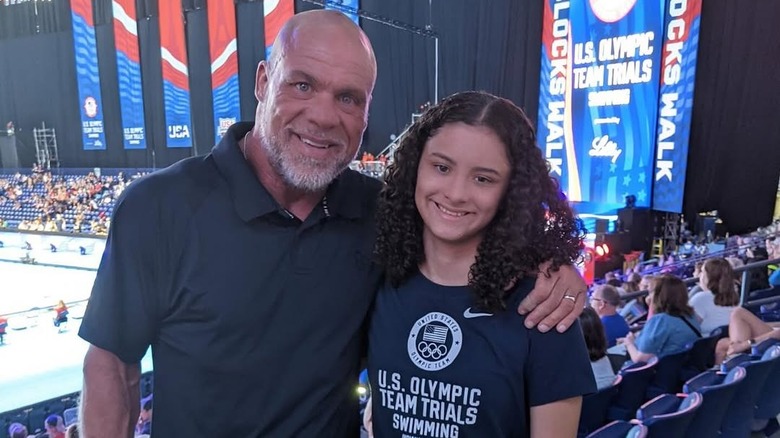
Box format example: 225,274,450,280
518,261,587,333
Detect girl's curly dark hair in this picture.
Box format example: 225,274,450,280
374,91,584,312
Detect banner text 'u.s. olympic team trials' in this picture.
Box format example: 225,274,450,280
537,0,701,214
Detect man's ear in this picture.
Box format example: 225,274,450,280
255,60,270,102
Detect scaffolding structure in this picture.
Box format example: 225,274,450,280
33,122,59,170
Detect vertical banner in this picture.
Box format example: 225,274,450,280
651,0,702,213
113,0,147,150
159,0,192,148
537,0,665,211
71,0,106,150
326,0,359,24
207,0,240,143
264,0,294,60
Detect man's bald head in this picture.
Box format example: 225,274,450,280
250,9,378,193
267,10,376,84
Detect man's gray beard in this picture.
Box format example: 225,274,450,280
259,124,354,192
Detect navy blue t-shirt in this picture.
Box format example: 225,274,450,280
368,271,596,437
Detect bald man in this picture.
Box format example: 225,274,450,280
79,10,586,437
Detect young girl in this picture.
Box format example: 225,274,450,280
369,91,595,437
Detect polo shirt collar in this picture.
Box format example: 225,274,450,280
211,122,279,222
211,122,370,222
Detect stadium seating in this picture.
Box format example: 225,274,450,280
587,420,648,438
636,392,702,438
579,374,622,436
645,348,690,399
720,346,780,436
682,366,746,438
608,358,657,421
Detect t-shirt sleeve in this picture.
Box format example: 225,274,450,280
525,320,597,407
635,315,667,355
78,179,176,364
689,293,707,319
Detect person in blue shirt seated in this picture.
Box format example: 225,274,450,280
590,284,630,347
622,275,701,363
369,91,596,438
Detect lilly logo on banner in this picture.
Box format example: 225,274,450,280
589,135,623,163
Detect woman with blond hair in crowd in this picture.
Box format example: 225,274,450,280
691,258,739,335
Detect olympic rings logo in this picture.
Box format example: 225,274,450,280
417,342,448,360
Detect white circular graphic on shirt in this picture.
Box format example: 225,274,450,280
407,312,462,371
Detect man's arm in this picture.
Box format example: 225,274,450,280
519,262,587,332
80,345,141,438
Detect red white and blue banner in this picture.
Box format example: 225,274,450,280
651,0,702,213
207,0,239,143
71,0,106,150
326,0,359,25
264,0,294,60
537,0,666,213
113,0,146,150
159,0,192,148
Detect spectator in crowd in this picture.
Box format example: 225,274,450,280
8,423,27,438
579,307,617,389
0,314,7,344
746,246,770,291
136,395,152,436
44,414,66,438
622,275,701,363
688,261,705,299
53,300,68,333
715,307,780,363
78,11,587,438
622,280,639,294
590,284,630,347
627,272,642,284
65,424,79,438
690,258,739,335
770,265,780,287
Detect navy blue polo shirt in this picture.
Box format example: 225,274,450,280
79,122,383,437
368,271,596,437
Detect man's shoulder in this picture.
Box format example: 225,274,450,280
339,168,382,197
116,155,218,214
336,169,383,215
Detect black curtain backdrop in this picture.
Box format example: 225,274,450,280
0,30,81,168
358,0,543,155
683,0,780,234
236,0,265,122
0,0,70,39
184,5,214,156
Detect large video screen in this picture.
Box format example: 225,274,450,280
537,0,701,214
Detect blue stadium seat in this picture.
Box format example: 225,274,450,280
754,345,780,422
646,348,690,399
720,346,780,437
579,374,623,436
681,332,722,381
752,338,780,357
608,358,658,421
586,420,648,438
636,392,702,438
682,366,746,438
